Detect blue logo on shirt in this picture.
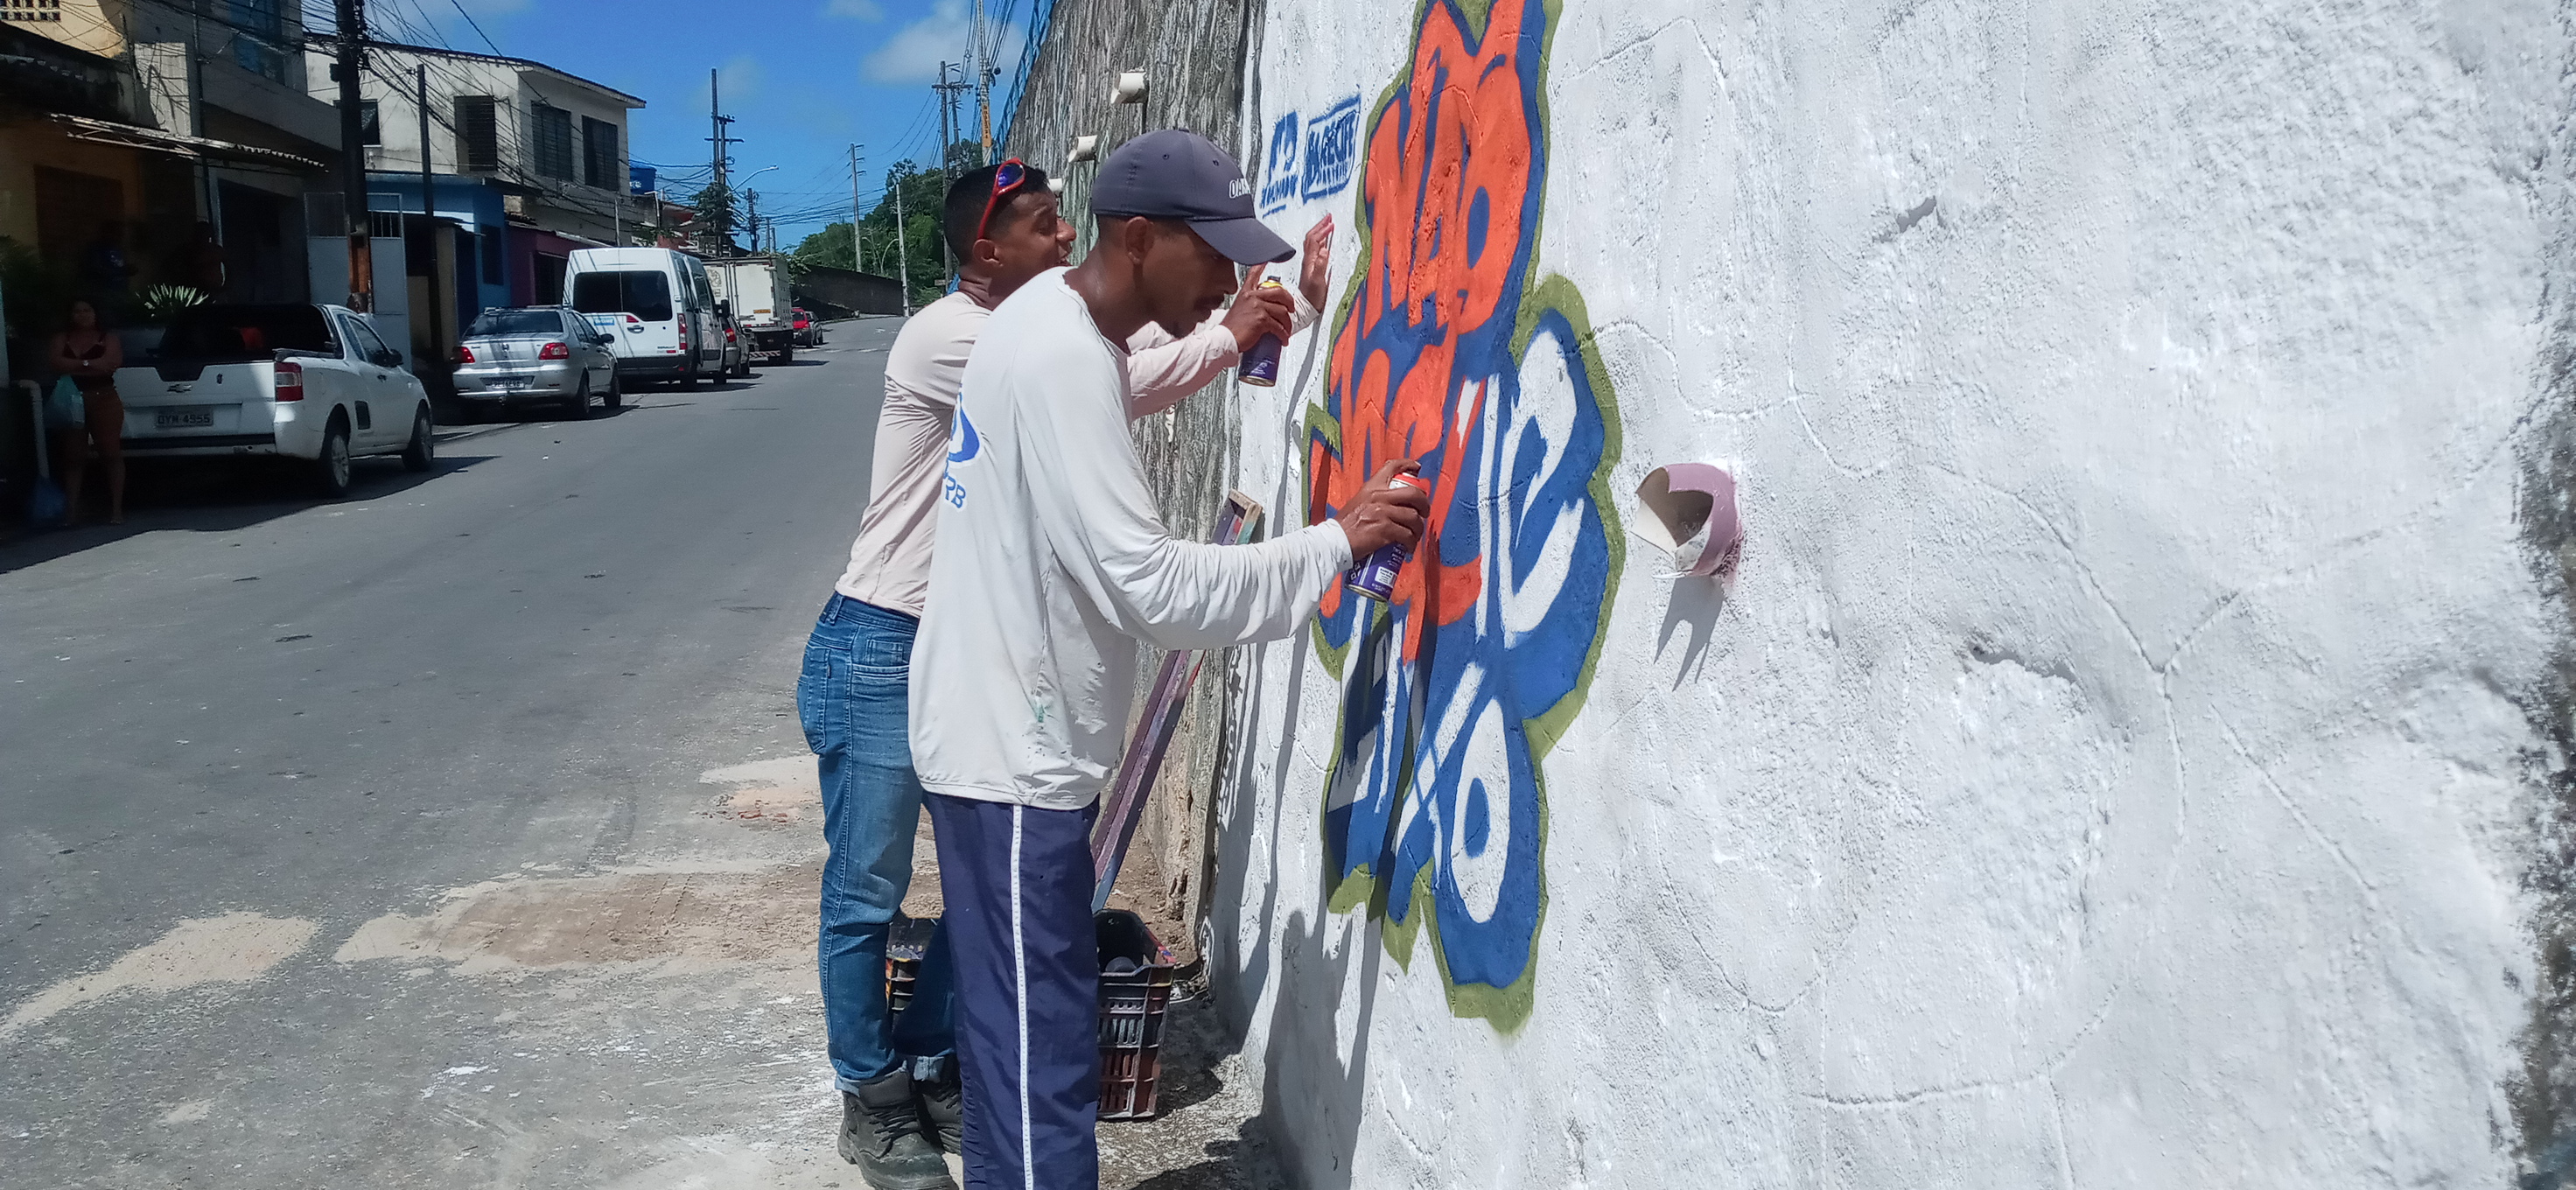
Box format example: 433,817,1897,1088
941,410,978,508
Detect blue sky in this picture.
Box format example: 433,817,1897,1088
382,0,1037,248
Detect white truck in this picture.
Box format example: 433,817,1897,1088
116,302,436,497
706,256,796,365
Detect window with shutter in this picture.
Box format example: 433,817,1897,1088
534,103,573,180
456,96,499,172
582,117,619,190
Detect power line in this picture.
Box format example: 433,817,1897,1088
446,0,501,53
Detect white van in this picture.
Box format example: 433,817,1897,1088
564,248,723,389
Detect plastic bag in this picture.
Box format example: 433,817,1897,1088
46,375,84,429
24,473,66,528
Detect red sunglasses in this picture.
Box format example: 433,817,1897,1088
973,158,1032,243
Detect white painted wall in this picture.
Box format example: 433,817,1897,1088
1211,0,2567,1185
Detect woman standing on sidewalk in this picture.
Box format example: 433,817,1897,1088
48,298,126,526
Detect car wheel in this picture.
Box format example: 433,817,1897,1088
566,374,592,420
679,362,701,391
603,370,622,410
315,416,354,497
780,344,795,365
401,406,434,472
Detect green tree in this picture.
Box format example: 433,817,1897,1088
792,221,856,273
825,144,976,309
689,180,742,256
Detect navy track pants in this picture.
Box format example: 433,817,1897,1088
927,792,1099,1190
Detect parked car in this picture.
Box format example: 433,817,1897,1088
792,307,822,347
452,306,619,419
114,302,433,496
714,302,751,379
565,247,723,389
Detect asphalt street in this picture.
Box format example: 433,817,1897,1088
0,312,1279,1189
0,323,919,1185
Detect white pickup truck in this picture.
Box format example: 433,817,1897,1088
117,303,435,496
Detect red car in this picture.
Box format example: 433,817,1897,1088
791,308,821,347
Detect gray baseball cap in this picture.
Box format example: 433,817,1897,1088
1090,130,1294,265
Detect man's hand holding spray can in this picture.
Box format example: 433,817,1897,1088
1236,216,1333,390
1237,278,1288,387
1333,460,1433,597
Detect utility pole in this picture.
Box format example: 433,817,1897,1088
745,190,760,256
933,66,965,277
893,167,911,317
333,0,373,311
416,64,444,370
847,143,864,274
707,68,738,257
935,62,952,168
974,0,993,164
933,62,973,172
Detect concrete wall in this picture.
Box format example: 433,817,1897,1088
1147,0,2576,1185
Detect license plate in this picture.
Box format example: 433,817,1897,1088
494,374,535,390
155,409,214,430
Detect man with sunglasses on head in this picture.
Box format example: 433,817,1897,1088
907,130,1430,1190
799,154,1331,1190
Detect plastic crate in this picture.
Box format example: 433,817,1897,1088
881,910,1174,1122
884,913,937,1015
1095,908,1174,1122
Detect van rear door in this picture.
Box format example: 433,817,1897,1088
570,268,680,365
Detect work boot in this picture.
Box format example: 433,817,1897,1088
915,1061,963,1155
840,1070,956,1190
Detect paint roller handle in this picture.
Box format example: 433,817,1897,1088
1334,459,1429,558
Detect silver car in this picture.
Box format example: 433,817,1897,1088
452,305,620,419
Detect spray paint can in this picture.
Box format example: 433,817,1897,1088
1237,279,1285,387
1346,471,1432,602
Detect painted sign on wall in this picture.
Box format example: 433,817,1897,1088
1258,94,1363,215
1260,110,1303,214
1301,0,1620,1031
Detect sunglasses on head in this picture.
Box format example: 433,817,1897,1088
973,158,1032,243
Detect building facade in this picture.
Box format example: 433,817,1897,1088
1,0,337,306
304,39,643,308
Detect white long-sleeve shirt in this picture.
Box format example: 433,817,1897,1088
909,270,1351,809
833,284,1314,615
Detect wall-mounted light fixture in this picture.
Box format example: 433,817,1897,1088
1110,71,1148,105
1635,463,1743,578
1068,134,1100,164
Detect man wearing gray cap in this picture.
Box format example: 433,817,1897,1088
906,130,1429,1187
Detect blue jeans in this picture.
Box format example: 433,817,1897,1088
799,593,955,1092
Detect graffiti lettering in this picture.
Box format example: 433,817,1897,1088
1259,111,1302,215
1305,0,1621,1032
1256,94,1362,216
1298,95,1361,205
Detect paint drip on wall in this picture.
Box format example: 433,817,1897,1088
1302,0,1620,1030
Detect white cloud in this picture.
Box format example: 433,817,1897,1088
860,0,1025,87
824,0,884,18
703,54,764,106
